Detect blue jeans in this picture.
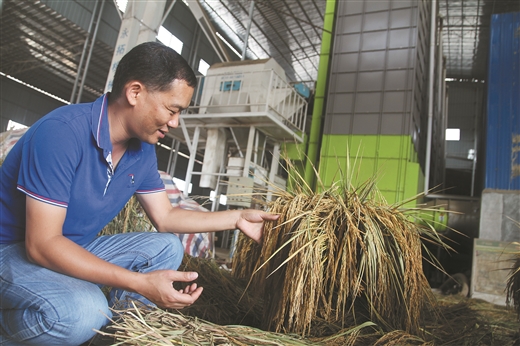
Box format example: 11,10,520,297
0,232,184,345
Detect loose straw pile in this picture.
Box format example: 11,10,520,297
96,293,520,345
98,302,316,345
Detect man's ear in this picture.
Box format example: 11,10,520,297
125,81,144,106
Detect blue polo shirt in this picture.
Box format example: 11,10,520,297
0,94,164,245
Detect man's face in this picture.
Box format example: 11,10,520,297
132,79,194,144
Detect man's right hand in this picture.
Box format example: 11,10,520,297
136,270,203,309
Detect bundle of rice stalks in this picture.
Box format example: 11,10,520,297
506,244,520,321
173,255,263,327
99,302,316,345
232,164,444,337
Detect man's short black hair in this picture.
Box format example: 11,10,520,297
110,41,197,99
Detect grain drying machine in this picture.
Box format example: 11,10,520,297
166,58,309,207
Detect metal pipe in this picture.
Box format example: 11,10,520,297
441,59,447,186
184,126,200,197
471,87,479,197
436,20,445,188
304,0,336,187
423,193,480,202
424,0,437,196
169,139,181,176
243,126,255,177
70,0,100,103
180,117,192,151
188,172,231,177
253,130,259,166
189,26,201,68
211,144,227,212
77,0,105,103
267,142,280,201
166,137,176,175
266,70,274,113
241,0,255,61
260,135,267,167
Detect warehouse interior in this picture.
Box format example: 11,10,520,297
1,0,519,312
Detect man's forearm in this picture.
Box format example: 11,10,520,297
156,208,240,234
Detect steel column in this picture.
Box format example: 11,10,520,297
241,0,255,61
77,0,105,103
187,1,231,62
104,0,167,92
70,0,100,103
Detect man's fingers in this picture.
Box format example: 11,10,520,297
170,270,198,283
178,283,198,294
263,213,280,221
185,282,198,293
170,286,203,309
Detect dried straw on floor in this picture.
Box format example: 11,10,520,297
95,292,520,346
98,302,315,346
232,169,444,337
427,294,519,346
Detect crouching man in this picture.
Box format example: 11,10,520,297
0,42,278,345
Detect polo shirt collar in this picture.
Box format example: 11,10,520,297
90,93,143,166
91,93,111,153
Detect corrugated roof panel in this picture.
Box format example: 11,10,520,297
200,0,325,83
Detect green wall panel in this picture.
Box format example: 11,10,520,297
319,134,422,205
350,137,378,158
378,136,410,158
320,156,344,186
282,138,307,161
378,159,402,189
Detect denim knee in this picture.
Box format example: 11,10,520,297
160,233,184,270
5,285,112,346
61,286,112,344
